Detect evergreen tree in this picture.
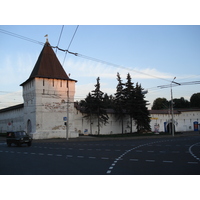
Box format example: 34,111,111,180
84,77,109,135
152,98,169,110
114,72,126,134
190,93,200,108
134,83,151,132
123,73,135,133
103,93,114,109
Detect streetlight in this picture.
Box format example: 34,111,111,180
171,77,181,137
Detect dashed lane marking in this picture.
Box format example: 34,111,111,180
189,142,200,162
77,156,84,158
130,159,138,161
106,139,170,174
146,160,155,162
163,160,173,163
188,162,198,164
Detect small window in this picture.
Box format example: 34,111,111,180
43,79,45,86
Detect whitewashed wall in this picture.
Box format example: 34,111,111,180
0,105,24,133
150,110,200,133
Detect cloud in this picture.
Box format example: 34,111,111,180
64,58,173,82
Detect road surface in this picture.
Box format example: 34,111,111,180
0,135,200,175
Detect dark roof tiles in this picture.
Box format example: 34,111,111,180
20,41,76,86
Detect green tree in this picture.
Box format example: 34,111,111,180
103,93,114,109
152,98,169,110
114,72,126,134
134,83,151,132
123,73,135,133
84,77,109,135
173,97,190,108
190,93,200,108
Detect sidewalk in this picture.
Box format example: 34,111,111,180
0,131,199,142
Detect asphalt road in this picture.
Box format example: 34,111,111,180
0,135,200,175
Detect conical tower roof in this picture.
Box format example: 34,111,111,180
21,41,76,86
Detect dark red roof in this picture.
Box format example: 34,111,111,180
20,41,76,86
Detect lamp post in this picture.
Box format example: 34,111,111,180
170,77,181,137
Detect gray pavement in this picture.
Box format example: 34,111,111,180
0,131,199,143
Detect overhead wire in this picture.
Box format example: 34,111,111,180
157,81,200,89
0,28,44,46
0,27,173,83
55,25,64,54
0,28,174,83
62,25,79,66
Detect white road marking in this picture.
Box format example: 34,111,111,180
163,160,173,163
189,142,200,161
146,160,155,162
188,162,198,164
130,159,139,161
101,157,109,160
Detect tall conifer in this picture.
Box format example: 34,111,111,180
114,72,126,134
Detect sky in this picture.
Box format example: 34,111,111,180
0,25,200,109
1,0,200,196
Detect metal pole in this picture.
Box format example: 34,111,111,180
171,78,175,137
66,81,69,141
170,77,181,137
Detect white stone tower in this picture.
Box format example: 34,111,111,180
20,41,77,139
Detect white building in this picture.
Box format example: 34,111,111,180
150,109,200,133
0,41,200,139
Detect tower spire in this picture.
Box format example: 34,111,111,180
44,34,48,43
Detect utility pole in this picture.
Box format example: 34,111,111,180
171,77,181,137
66,80,69,141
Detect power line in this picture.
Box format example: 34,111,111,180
0,28,44,46
157,81,200,89
55,25,64,54
62,25,79,66
0,27,192,84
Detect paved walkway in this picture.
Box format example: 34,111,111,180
0,131,199,143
